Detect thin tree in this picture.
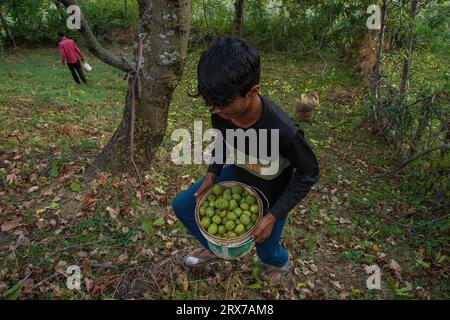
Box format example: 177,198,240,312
0,5,17,49
234,0,245,37
399,0,420,102
373,0,388,96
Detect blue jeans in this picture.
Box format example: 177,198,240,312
171,165,289,267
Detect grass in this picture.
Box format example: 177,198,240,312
0,45,448,300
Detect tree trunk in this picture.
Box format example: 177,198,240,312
234,0,245,37
88,0,191,175
399,0,420,101
124,0,128,22
373,0,387,96
0,7,17,48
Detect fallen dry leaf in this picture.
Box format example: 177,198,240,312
338,217,351,224
107,207,119,220
331,281,344,292
117,253,128,263
183,274,188,292
85,278,94,292
55,260,68,273
28,186,39,193
82,259,91,273
165,241,174,250
96,175,108,187
6,174,18,185
390,259,403,272
309,263,319,273
1,217,23,232
41,188,54,196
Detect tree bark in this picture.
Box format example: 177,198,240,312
89,0,191,175
57,0,191,176
234,0,245,37
399,0,419,101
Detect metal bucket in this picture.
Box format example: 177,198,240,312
195,181,264,260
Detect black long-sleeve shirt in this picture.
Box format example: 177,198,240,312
207,94,319,220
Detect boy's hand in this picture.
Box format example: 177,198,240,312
252,213,277,243
194,172,216,203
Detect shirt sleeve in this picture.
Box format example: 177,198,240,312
74,42,84,59
269,128,319,219
207,149,225,176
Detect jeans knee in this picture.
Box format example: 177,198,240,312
256,244,273,264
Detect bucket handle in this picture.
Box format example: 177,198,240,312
247,185,270,210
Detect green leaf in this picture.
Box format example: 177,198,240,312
70,182,81,192
248,282,261,289
50,202,59,210
331,196,339,203
386,279,397,290
142,220,154,237
395,287,411,297
4,283,21,300
154,187,165,194
50,166,58,177
416,259,430,269
311,205,320,217
436,253,447,264
252,266,262,279
153,218,165,227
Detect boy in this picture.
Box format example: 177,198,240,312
172,37,319,283
58,31,87,84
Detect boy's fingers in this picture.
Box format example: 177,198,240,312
195,187,205,197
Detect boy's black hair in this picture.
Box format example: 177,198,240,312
197,37,260,108
57,31,65,38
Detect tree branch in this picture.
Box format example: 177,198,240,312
374,143,450,178
57,0,133,73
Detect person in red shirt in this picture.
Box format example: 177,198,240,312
58,31,88,84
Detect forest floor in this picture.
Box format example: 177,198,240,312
0,47,448,300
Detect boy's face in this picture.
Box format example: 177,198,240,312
210,85,260,120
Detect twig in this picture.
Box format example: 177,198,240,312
15,238,111,292
355,208,450,229
31,272,62,291
409,93,450,107
49,238,109,255
18,272,33,287
349,195,450,229
129,37,144,191
373,143,450,178
150,269,165,297
112,272,126,298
